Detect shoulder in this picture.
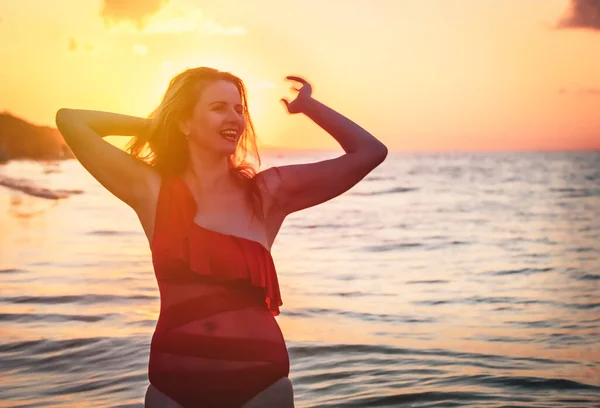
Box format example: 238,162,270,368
255,166,282,193
254,166,284,218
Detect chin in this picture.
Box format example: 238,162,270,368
201,140,238,157
217,145,238,156
222,140,239,152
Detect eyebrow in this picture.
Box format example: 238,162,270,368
209,101,243,108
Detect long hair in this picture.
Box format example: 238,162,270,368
126,67,265,220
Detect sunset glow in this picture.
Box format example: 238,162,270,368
0,0,598,151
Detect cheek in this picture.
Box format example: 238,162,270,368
197,112,221,131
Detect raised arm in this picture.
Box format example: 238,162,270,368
55,109,158,210
261,76,387,217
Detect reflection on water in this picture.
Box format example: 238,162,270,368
8,193,59,220
1,152,599,407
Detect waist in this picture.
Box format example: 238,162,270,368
155,284,266,330
150,307,289,371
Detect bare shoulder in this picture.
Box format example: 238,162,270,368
255,166,282,192
254,167,286,244
254,166,283,217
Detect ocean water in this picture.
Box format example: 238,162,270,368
1,151,599,407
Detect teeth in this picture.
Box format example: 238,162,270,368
220,130,237,142
220,129,238,142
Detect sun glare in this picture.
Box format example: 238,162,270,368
146,57,280,148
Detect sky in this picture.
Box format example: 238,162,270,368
0,0,598,152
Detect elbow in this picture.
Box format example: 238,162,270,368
55,109,79,142
55,109,79,135
55,108,70,127
355,141,388,167
369,141,388,164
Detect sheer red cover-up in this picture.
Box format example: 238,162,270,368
148,175,290,408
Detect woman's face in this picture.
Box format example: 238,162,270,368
186,79,246,156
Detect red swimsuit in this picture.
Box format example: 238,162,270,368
148,175,290,408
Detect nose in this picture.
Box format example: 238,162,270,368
226,107,244,124
231,110,243,121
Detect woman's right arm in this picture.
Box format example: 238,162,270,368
55,109,159,210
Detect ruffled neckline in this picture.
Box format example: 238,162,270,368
177,176,273,256
173,175,282,315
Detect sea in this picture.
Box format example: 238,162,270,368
1,151,599,407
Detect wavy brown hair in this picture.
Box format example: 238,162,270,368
126,67,266,220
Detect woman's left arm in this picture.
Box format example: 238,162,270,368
263,76,388,217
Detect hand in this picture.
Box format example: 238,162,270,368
281,76,313,114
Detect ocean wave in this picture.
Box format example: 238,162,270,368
87,230,142,236
449,374,600,391
350,186,418,196
0,337,105,353
485,267,554,277
307,291,397,297
0,312,111,323
406,279,450,285
364,175,397,182
0,176,83,199
295,223,348,230
315,391,504,408
0,268,26,274
363,242,423,252
1,294,156,305
549,187,600,198
282,307,435,324
414,296,552,307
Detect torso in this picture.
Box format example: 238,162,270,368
136,169,285,252
143,168,292,407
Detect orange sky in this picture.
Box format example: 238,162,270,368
0,0,598,151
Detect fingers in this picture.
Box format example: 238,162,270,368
280,98,289,109
285,75,308,84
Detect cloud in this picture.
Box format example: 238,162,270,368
101,0,169,29
68,37,96,53
556,0,600,31
582,87,600,95
558,87,600,95
101,0,245,36
68,37,78,52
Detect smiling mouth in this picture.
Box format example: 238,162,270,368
219,130,238,142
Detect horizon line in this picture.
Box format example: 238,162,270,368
259,145,600,154
2,110,598,154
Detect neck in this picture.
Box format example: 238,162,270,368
185,144,235,195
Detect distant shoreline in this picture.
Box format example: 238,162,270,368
0,112,73,163
0,175,83,200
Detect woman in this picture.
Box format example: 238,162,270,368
55,67,387,407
